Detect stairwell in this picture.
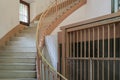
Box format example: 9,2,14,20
0,26,37,80
0,0,87,80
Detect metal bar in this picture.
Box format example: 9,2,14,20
93,61,94,80
113,23,116,80
108,25,110,80
113,23,116,57
84,30,86,57
97,27,100,80
102,26,105,80
80,31,82,80
93,28,95,80
84,30,86,80
62,29,66,76
97,27,100,58
48,66,50,80
69,32,72,80
71,32,73,80
73,32,75,80
93,28,95,58
80,60,82,80
81,31,83,58
66,32,69,78
88,29,91,80
89,29,91,58
70,32,72,57
44,64,46,80
97,57,99,80
77,31,79,80
40,60,43,80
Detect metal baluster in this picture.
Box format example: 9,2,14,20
108,25,110,80
97,27,100,80
102,26,105,80
77,31,79,80
80,31,83,80
84,30,86,80
113,23,116,80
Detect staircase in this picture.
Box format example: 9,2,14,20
0,0,86,80
0,26,37,80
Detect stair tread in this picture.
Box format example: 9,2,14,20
0,50,36,52
0,57,35,59
0,63,35,65
0,52,36,54
0,78,37,80
0,56,35,58
2,47,36,49
1,47,36,49
0,70,36,72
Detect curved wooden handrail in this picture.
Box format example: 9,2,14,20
36,0,87,80
36,1,68,80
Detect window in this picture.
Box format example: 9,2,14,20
19,0,30,25
111,0,120,13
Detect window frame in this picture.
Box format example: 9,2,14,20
20,0,30,26
111,0,120,13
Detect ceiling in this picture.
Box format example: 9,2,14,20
23,0,35,3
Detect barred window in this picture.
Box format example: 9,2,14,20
111,0,120,13
19,0,30,25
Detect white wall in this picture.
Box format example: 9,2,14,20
0,0,19,39
51,0,111,34
0,0,52,39
30,2,37,21
35,0,53,15
30,0,53,21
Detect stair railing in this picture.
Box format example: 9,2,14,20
36,0,86,80
36,0,69,80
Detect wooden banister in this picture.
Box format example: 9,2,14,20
36,0,87,80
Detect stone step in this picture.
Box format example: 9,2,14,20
6,42,36,47
0,52,36,57
0,47,36,52
11,37,35,41
4,45,36,48
17,33,35,37
0,57,35,63
8,41,35,44
21,29,36,33
0,70,36,78
0,78,37,80
0,63,35,70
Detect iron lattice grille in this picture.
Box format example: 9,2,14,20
65,22,120,80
